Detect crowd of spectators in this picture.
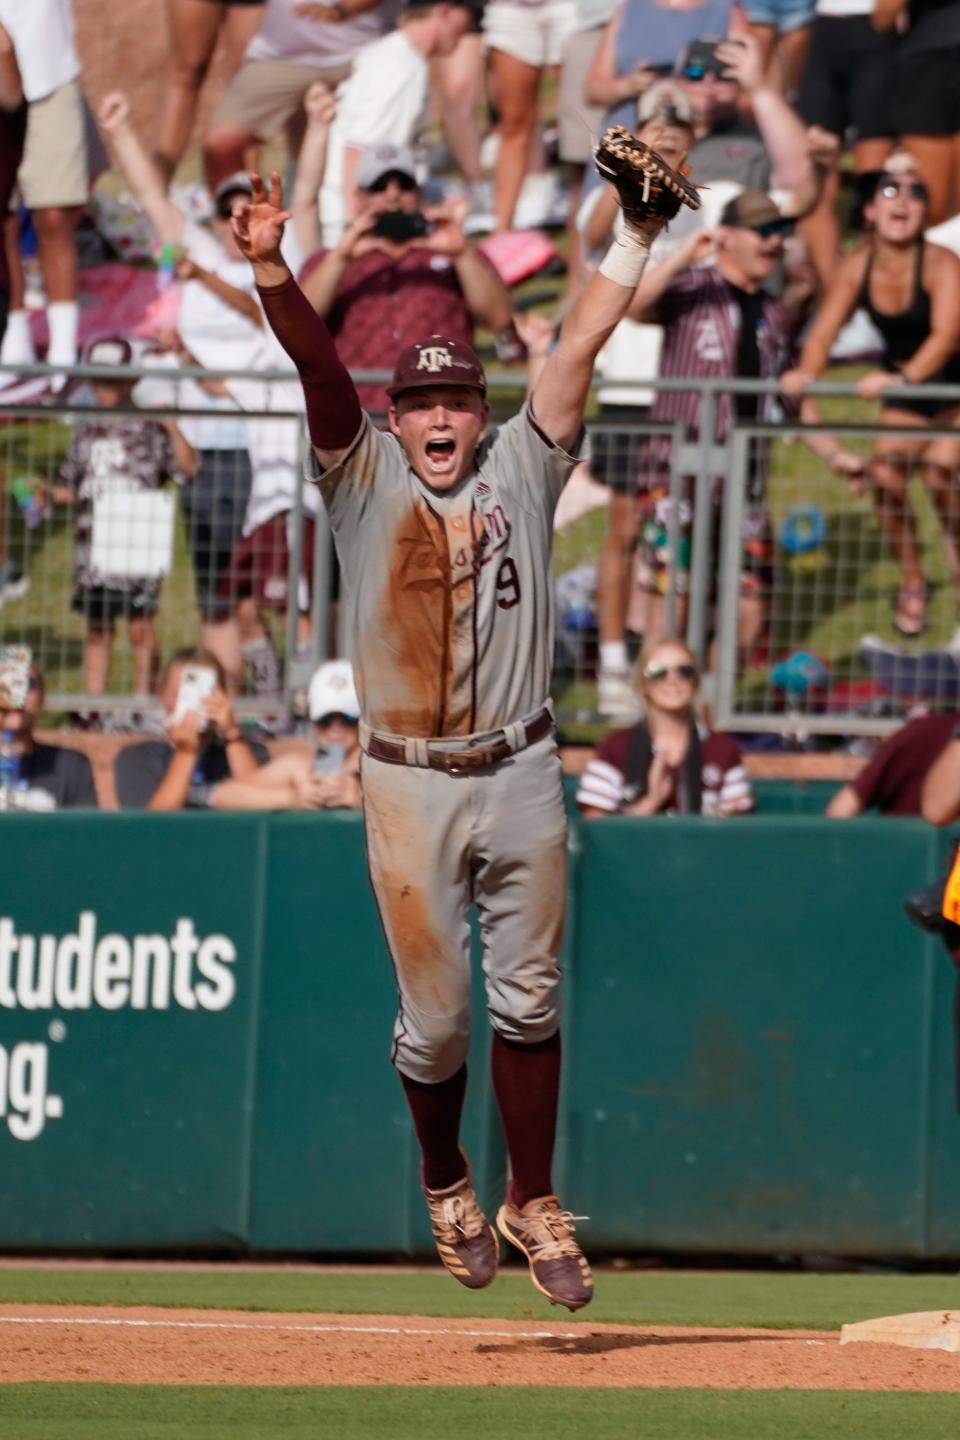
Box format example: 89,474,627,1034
2,0,960,830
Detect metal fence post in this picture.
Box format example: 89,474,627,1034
686,389,716,662
283,421,306,712
713,429,749,732
664,422,685,640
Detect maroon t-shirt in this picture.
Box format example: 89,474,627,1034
301,248,483,414
851,712,959,815
0,103,27,297
576,724,754,816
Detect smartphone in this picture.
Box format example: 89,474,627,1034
314,742,346,776
173,665,217,725
371,211,431,243
680,37,740,80
0,645,32,711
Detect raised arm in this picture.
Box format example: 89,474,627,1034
289,81,336,261
531,138,701,450
98,92,183,247
231,171,363,467
717,38,818,210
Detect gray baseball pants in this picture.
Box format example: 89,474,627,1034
361,734,568,1083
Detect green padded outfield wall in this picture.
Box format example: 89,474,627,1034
1,809,959,1256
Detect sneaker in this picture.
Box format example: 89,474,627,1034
0,560,29,607
497,1194,593,1311
597,668,641,720
424,1171,499,1290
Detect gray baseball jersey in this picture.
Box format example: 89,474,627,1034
309,403,582,737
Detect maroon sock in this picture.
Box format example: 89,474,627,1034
491,1031,561,1210
400,1065,468,1192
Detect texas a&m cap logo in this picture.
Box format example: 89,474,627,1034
386,335,487,399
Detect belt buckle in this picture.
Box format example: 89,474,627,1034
438,747,491,773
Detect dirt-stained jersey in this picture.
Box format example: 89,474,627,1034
310,404,582,737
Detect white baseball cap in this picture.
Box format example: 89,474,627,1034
357,143,418,191
308,660,360,723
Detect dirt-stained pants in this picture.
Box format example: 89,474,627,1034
361,735,568,1083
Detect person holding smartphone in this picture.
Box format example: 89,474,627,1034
113,647,267,810
300,142,514,417
210,658,362,810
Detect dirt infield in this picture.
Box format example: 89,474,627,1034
1,1306,958,1390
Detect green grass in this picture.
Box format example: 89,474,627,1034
0,1385,957,1440
2,1268,959,1332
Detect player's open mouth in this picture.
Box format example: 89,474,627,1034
425,439,457,471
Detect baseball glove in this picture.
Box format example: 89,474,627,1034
594,125,701,231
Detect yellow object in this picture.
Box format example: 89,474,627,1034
942,848,960,923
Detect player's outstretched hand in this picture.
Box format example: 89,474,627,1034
231,171,292,267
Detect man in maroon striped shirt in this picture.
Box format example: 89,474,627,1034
597,190,863,674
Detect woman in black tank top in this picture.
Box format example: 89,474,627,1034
782,163,960,637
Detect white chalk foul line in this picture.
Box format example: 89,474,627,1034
0,1315,580,1342
0,1315,826,1345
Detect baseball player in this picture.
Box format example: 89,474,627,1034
232,139,697,1310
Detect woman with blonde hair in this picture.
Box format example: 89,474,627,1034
576,637,754,817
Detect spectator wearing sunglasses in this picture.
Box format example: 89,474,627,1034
584,0,745,142
299,141,512,417
576,639,754,816
0,659,98,810
783,159,960,639
210,659,362,810
594,189,850,698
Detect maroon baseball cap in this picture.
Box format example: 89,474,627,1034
386,336,487,400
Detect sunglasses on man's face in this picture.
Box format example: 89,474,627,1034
878,179,929,203
316,711,356,728
368,171,417,193
643,662,698,683
752,219,794,239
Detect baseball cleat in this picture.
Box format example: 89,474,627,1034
424,1173,499,1290
497,1194,593,1311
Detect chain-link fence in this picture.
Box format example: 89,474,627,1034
713,409,960,738
0,361,332,720
5,365,960,734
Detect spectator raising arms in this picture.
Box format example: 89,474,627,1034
585,0,744,140
782,163,960,639
577,638,754,816
154,0,267,186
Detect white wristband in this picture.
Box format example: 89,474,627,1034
598,228,652,289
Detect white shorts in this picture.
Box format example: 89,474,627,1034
483,0,577,69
